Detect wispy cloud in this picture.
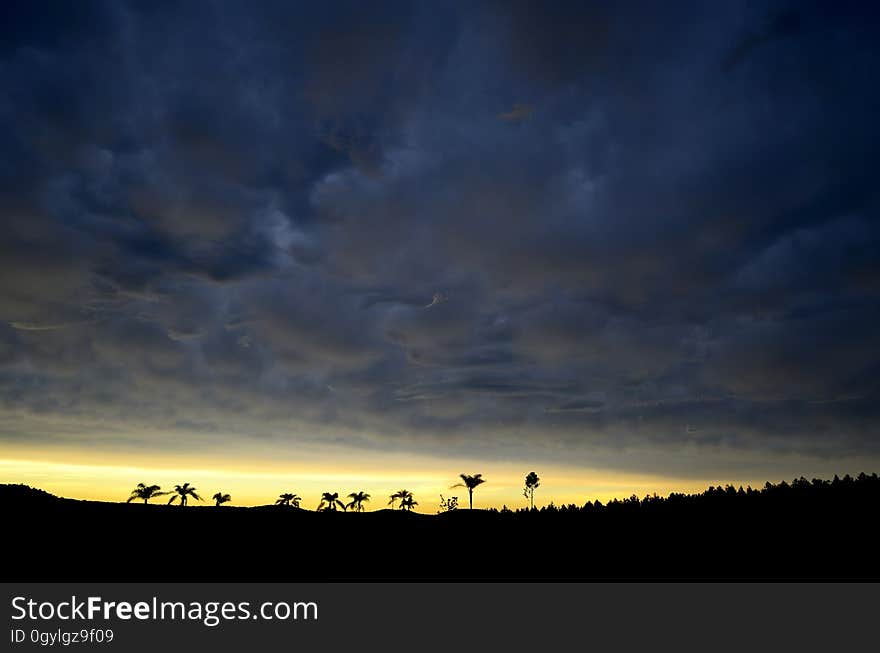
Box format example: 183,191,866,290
9,321,92,331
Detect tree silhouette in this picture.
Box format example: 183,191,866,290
7,472,880,582
167,483,202,506
438,494,459,512
388,489,413,510
346,491,371,512
400,495,418,511
126,483,165,504
523,471,540,510
275,493,301,507
212,492,231,506
452,473,486,509
318,491,346,512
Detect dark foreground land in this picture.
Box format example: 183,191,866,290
3,474,878,581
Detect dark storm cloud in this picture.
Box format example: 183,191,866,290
1,0,879,474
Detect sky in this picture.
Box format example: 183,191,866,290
1,1,879,511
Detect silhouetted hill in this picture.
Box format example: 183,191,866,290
3,474,878,580
0,483,61,503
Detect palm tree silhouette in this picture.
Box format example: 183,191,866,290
212,492,231,506
318,492,346,512
167,482,202,506
126,483,165,504
388,489,412,510
400,495,419,511
346,491,371,512
275,493,302,507
452,473,486,509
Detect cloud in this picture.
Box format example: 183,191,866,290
546,399,605,413
425,292,448,308
9,321,92,331
0,1,878,477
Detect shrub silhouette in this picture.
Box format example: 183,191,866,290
438,495,458,512
212,492,231,506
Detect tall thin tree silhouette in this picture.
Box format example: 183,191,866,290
275,493,301,507
167,482,202,506
346,491,371,512
452,473,486,509
126,483,165,504
389,489,413,510
523,471,540,509
212,492,231,506
318,492,346,511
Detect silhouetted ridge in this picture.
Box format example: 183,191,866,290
0,483,59,502
3,473,878,580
